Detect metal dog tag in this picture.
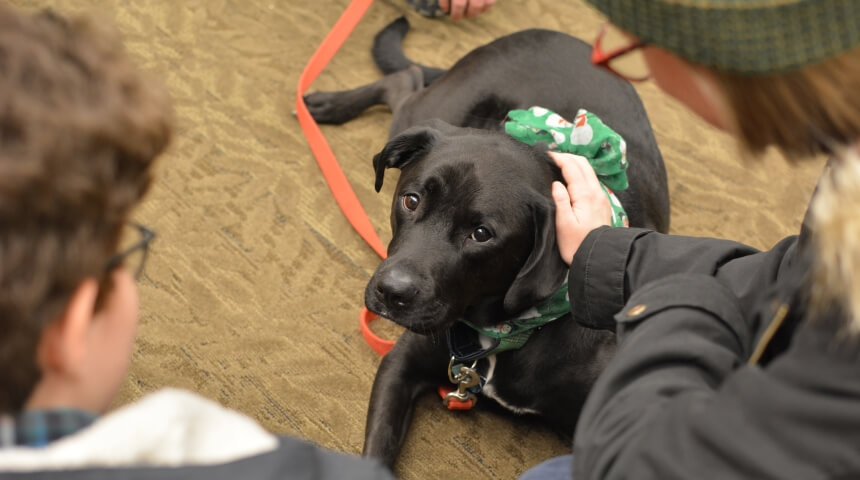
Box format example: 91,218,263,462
444,358,481,406
456,366,479,389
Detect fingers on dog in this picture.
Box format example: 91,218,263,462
552,181,576,264
557,153,604,199
551,180,571,209
549,151,589,187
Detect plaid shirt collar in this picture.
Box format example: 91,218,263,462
0,409,97,448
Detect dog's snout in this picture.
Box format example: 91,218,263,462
375,268,419,310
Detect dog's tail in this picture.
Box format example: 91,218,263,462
372,17,447,87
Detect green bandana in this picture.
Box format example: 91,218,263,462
505,107,630,228
461,280,570,356
448,108,631,378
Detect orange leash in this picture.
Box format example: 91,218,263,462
295,0,384,258
360,307,395,356
298,4,482,408
295,0,395,356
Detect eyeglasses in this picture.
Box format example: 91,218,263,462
104,223,156,279
591,23,650,82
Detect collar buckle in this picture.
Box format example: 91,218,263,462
440,357,480,410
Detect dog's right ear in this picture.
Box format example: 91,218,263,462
503,195,569,315
372,127,440,192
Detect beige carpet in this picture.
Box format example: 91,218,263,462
11,0,823,478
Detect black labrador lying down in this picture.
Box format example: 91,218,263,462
306,17,670,468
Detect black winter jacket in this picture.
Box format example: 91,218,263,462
569,214,860,478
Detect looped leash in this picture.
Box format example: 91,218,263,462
295,0,385,258
360,307,395,356
295,0,396,355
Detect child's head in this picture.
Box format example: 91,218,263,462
0,5,172,414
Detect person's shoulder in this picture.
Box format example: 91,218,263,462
0,388,277,472
96,388,280,463
0,389,394,479
270,436,396,480
98,390,396,479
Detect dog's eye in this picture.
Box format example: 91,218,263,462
402,193,420,211
471,226,492,242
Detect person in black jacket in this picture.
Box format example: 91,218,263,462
0,5,393,479
519,1,860,479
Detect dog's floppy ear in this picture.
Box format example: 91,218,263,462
373,127,439,192
373,120,463,192
503,197,569,315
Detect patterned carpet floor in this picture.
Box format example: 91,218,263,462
11,0,822,478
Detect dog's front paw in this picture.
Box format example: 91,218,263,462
303,91,356,125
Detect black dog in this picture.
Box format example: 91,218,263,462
306,18,670,468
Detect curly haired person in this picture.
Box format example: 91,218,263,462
0,5,392,479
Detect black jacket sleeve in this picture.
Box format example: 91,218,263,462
573,274,860,480
569,226,799,331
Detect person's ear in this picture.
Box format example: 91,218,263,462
642,47,732,131
689,66,734,131
37,279,100,375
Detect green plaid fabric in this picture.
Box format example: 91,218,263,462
453,108,630,362
585,0,860,74
1,409,97,448
462,280,571,354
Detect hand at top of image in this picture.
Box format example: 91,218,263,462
440,0,497,21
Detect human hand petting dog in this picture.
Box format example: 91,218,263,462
439,0,497,21
550,151,612,265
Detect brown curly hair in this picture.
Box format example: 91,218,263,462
0,5,172,412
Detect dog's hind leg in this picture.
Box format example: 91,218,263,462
304,67,424,125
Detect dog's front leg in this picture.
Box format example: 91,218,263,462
363,330,448,468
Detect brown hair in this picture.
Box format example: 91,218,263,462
714,47,860,159
0,5,172,412
716,47,860,333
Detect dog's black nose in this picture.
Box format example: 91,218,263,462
375,268,419,310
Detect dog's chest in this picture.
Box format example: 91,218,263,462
476,336,541,416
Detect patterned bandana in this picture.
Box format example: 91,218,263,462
445,107,632,395
505,106,630,228
459,280,570,357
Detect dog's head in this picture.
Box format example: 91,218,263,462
364,121,568,334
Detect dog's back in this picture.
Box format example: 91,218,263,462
306,18,672,468
385,26,670,233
